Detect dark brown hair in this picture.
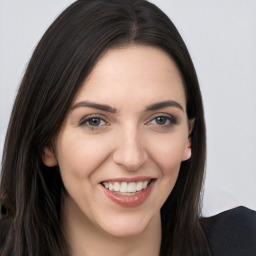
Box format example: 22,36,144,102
0,0,209,255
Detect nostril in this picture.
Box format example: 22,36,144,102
112,147,148,171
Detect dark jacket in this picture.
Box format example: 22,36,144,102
201,206,256,256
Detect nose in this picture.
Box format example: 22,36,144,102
112,127,148,171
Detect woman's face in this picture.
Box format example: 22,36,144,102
43,45,191,237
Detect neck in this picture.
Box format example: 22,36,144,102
61,195,161,256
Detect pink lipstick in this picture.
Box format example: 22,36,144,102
100,178,155,207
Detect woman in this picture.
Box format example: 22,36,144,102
0,0,255,255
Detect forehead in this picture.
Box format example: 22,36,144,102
74,45,186,109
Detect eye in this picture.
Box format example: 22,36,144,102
146,114,177,129
87,117,105,126
79,115,109,130
153,116,170,125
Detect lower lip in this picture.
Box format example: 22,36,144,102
101,180,155,208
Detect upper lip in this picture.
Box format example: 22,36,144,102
100,176,156,183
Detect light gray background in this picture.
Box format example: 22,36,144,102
0,0,255,216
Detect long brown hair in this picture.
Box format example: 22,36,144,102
0,0,209,255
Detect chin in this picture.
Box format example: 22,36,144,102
103,223,147,238
97,211,158,238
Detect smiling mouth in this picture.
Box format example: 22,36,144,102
101,180,153,196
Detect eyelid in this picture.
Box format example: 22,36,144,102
147,113,177,122
79,114,109,127
145,113,178,128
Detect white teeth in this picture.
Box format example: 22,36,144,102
103,182,109,189
127,182,137,193
109,182,114,191
142,181,148,189
102,180,151,193
113,182,120,191
136,181,143,191
120,182,128,192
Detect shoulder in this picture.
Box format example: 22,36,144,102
200,206,256,256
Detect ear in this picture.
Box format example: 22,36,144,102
42,143,57,167
188,118,195,136
182,138,191,161
182,119,194,161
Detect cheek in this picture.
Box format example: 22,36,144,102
56,131,112,180
148,133,188,173
146,132,188,202
149,134,187,203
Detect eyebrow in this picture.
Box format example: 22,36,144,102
71,100,184,113
71,101,117,113
145,100,184,112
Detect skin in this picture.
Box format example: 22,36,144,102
43,45,192,256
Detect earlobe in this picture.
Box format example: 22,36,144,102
42,144,58,167
182,138,192,161
182,118,194,161
182,147,191,161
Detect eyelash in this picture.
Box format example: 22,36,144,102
146,114,177,129
79,114,177,131
79,115,109,130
